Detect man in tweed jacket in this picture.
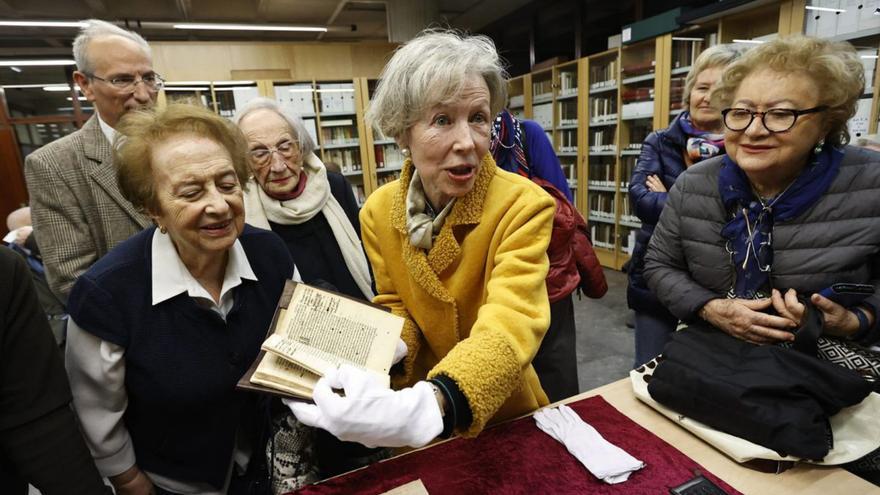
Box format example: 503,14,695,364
25,20,157,302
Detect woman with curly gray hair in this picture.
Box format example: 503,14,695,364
645,35,880,348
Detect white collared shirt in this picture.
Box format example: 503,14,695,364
66,229,261,494
96,111,116,145
151,229,257,319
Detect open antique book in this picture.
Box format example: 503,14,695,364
237,281,404,400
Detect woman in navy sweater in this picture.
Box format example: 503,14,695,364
65,104,293,495
627,44,741,367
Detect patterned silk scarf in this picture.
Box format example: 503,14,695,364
490,109,530,178
719,145,844,298
677,111,725,162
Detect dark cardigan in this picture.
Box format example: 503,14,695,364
269,171,370,301
67,225,293,488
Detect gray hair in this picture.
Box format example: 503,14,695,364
233,97,317,157
682,43,743,108
366,28,508,141
73,19,152,74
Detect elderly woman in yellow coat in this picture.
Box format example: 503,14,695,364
288,29,555,446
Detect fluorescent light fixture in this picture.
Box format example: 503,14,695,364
732,39,764,44
173,23,327,33
9,66,21,72
66,96,88,101
43,85,80,92
165,80,211,86
861,55,879,59
672,37,704,41
164,86,209,91
804,6,845,13
213,80,255,86
0,59,75,67
0,20,87,28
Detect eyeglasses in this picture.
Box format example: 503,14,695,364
85,72,165,92
248,140,300,168
721,106,828,133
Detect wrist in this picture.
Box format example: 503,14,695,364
110,466,139,487
849,307,873,340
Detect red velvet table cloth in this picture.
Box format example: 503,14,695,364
290,395,741,495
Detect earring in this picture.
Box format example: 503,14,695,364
401,147,410,157
159,225,167,234
814,139,825,155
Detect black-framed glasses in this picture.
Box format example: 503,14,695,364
721,106,828,133
248,140,300,169
85,72,165,92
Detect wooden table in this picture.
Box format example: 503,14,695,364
571,378,878,494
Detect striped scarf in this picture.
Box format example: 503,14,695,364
490,109,530,178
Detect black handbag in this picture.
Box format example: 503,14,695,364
647,303,873,461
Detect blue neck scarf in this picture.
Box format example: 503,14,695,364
676,111,725,163
719,145,844,298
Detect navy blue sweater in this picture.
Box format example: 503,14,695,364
627,113,690,315
67,225,293,488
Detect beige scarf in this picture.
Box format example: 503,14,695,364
244,152,374,299
405,169,455,250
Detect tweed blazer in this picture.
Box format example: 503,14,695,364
643,146,880,344
360,154,555,436
25,116,151,302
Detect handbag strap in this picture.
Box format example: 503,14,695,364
793,299,824,356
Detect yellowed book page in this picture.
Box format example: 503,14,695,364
251,353,318,399
273,283,403,375
262,334,390,388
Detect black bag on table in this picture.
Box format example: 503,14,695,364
647,303,873,461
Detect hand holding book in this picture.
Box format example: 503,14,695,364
285,364,444,448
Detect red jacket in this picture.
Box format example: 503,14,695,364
533,178,608,302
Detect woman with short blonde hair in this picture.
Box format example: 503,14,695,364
287,28,555,447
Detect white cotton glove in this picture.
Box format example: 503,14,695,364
285,364,443,448
392,338,408,365
534,404,645,484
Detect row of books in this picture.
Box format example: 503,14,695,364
671,39,708,70
324,148,362,173
558,99,578,125
320,125,359,147
627,122,652,146
317,83,357,114
620,156,637,187
557,128,578,151
589,163,615,185
532,79,554,99
374,144,406,170
590,129,615,149
621,101,654,119
591,223,618,251
559,71,578,96
621,87,655,104
588,192,616,220
532,103,553,130
509,94,525,108
621,60,655,78
589,60,618,89
275,83,317,116
589,96,617,119
620,227,636,254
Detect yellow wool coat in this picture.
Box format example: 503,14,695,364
359,154,555,436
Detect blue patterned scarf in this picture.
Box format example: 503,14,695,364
719,145,844,298
677,112,725,162
490,109,530,178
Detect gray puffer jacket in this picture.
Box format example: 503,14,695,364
644,146,880,344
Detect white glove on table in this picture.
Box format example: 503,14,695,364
285,364,443,448
534,404,645,484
